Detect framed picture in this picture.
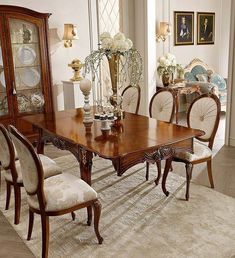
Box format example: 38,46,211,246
174,11,194,46
197,12,215,44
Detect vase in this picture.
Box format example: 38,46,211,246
107,53,124,119
162,73,171,87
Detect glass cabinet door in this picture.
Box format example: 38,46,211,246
9,19,45,114
0,34,9,117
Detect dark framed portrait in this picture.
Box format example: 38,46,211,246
197,12,215,45
174,11,194,46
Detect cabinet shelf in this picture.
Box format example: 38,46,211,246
0,5,53,140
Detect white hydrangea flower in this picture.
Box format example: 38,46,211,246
165,53,176,61
114,32,126,41
101,37,113,50
100,32,111,41
171,59,177,66
126,39,133,49
159,56,167,66
164,59,171,67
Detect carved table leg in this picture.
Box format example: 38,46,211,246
144,146,174,196
185,163,193,201
161,155,173,196
79,147,93,185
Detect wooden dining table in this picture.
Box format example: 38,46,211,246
23,108,204,197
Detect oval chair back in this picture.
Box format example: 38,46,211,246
187,93,221,149
149,89,175,122
9,125,46,211
121,85,141,114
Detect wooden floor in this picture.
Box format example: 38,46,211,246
0,112,232,258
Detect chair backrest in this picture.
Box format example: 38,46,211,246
0,124,19,182
149,89,175,122
187,93,221,149
121,85,141,114
9,125,46,208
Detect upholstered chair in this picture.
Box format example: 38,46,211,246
146,89,175,180
9,125,103,258
0,124,62,225
173,93,221,200
121,85,141,114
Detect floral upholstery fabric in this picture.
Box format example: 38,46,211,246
189,97,217,140
27,173,98,211
151,91,174,122
3,154,62,183
122,86,139,114
174,141,212,162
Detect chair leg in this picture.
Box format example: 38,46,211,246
71,211,76,221
5,182,11,210
154,160,161,185
185,163,193,201
13,185,21,225
27,210,34,241
146,162,149,181
41,214,49,258
87,206,92,226
207,159,214,188
93,200,103,244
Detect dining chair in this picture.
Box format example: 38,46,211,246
9,125,103,258
173,93,221,200
146,88,175,181
0,124,62,225
121,85,141,114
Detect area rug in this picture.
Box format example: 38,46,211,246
1,155,235,258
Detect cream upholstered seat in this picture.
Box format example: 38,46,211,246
174,141,211,162
9,125,103,258
28,173,98,211
173,93,221,200
0,124,62,225
3,154,61,183
121,85,141,114
146,89,175,181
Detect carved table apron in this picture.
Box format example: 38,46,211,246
34,125,193,197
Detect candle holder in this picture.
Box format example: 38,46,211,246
80,78,93,124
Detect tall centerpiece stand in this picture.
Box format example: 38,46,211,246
83,32,143,121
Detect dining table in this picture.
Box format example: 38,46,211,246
22,108,204,197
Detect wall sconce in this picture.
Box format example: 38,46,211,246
156,22,171,42
62,24,79,47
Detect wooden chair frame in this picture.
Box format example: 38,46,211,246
121,85,141,114
9,125,103,258
0,124,22,225
146,88,176,181
173,93,221,200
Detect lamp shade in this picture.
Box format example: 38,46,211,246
62,24,79,40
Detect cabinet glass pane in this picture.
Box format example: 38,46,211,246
9,19,45,113
0,36,9,116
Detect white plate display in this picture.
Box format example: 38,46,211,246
30,92,45,109
0,71,6,88
17,46,36,65
20,68,40,87
17,94,31,112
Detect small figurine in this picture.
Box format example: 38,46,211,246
68,59,83,81
22,24,31,43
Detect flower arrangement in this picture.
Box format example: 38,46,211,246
84,31,143,119
99,32,133,52
157,53,178,76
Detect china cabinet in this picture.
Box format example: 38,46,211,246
0,5,53,140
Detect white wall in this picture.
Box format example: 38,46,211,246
156,0,231,78
0,0,97,110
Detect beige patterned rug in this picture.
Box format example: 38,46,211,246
0,155,235,258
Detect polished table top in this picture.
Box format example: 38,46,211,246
23,108,204,159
